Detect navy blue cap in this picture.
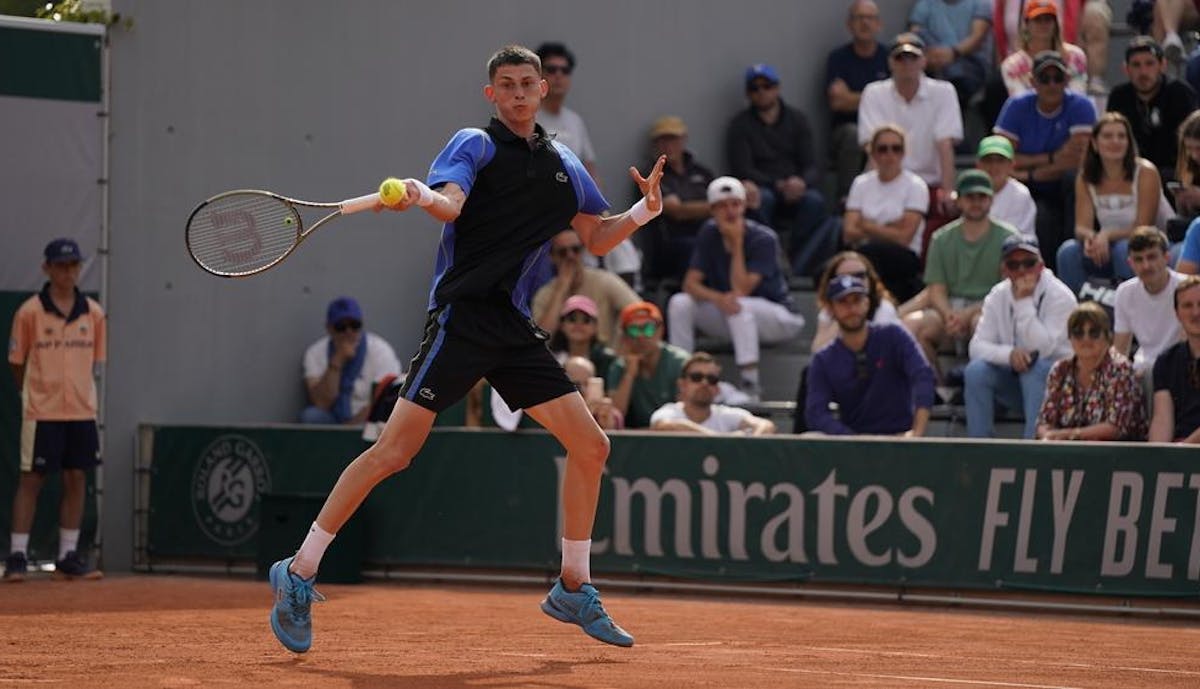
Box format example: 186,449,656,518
326,296,363,326
826,275,869,301
745,63,780,87
1002,235,1041,259
44,238,83,264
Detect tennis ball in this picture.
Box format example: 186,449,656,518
379,177,406,207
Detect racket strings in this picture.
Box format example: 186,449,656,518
187,193,301,275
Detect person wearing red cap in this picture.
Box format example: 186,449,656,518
999,0,1088,97
606,301,689,428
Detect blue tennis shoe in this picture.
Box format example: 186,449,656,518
269,556,325,653
540,579,634,647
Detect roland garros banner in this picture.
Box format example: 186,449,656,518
143,426,1199,598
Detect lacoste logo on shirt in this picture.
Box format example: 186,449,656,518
419,388,436,401
555,172,569,183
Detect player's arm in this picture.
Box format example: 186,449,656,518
385,180,466,222
574,155,667,256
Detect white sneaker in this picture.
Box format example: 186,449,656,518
1164,32,1186,65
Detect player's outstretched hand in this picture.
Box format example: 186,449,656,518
630,155,667,213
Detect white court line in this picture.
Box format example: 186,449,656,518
770,667,1082,689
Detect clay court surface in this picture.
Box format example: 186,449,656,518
1,575,1198,688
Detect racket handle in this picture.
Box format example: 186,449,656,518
340,193,380,215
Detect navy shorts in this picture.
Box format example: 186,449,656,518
400,301,575,414
20,419,101,473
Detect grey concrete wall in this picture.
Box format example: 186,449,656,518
102,0,910,568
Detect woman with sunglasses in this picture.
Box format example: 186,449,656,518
1056,112,1164,295
999,0,1088,97
1036,302,1147,441
843,124,929,303
547,294,617,380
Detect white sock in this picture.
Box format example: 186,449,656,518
10,533,29,556
59,528,80,559
291,522,335,580
561,538,592,586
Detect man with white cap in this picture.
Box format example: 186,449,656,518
668,176,805,400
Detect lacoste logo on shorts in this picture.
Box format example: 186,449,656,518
555,172,568,183
419,387,436,401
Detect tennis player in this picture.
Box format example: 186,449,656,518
269,44,665,652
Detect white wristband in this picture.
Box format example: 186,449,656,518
629,197,660,226
408,178,435,208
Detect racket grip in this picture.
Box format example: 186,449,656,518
340,193,380,214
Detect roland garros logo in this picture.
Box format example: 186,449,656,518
191,434,272,546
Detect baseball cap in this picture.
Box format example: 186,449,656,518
44,238,84,264
890,32,925,58
826,274,869,302
326,296,363,326
744,63,780,87
560,294,599,319
1125,35,1164,61
649,115,688,139
1024,0,1057,20
707,176,747,204
976,135,1015,161
1001,235,1042,259
956,169,994,196
1032,50,1068,76
619,301,662,328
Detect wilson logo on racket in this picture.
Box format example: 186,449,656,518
209,208,263,266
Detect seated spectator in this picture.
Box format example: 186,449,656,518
1106,37,1198,185
909,0,993,105
1152,0,1200,64
859,33,963,236
902,170,1020,374
1170,110,1200,239
641,115,717,285
1148,276,1200,442
1000,0,1088,97
547,294,617,378
1113,227,1185,379
995,50,1097,268
995,0,1112,95
795,251,902,433
607,301,689,429
825,0,889,203
976,135,1037,240
668,177,805,400
806,275,936,436
727,63,833,277
1056,113,1163,295
301,297,401,425
1036,302,1147,440
565,355,623,431
843,124,930,303
965,236,1077,438
532,229,640,345
650,352,775,435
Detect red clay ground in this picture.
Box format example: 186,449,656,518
1,575,1198,688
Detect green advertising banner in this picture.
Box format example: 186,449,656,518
145,425,1200,598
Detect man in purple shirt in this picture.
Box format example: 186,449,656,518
806,275,936,435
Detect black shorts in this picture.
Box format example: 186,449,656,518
400,301,576,413
20,419,101,474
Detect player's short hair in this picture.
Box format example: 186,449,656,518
1127,226,1169,254
681,351,718,378
487,45,541,79
535,41,576,70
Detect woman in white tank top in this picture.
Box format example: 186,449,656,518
1057,112,1161,294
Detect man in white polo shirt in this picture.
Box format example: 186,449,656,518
650,352,776,435
858,32,963,236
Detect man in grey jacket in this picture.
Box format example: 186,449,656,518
964,236,1077,438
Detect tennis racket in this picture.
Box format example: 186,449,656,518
185,189,381,277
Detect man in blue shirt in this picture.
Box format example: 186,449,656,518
806,275,935,435
994,50,1097,268
668,176,805,400
909,0,993,105
825,0,889,203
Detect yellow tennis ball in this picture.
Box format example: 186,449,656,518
379,177,406,207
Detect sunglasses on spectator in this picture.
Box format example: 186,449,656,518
685,372,720,385
747,82,776,93
873,144,903,154
561,312,595,325
1068,326,1105,340
625,321,659,338
553,244,584,258
1036,72,1066,85
1005,257,1039,271
333,320,362,333
543,65,572,75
